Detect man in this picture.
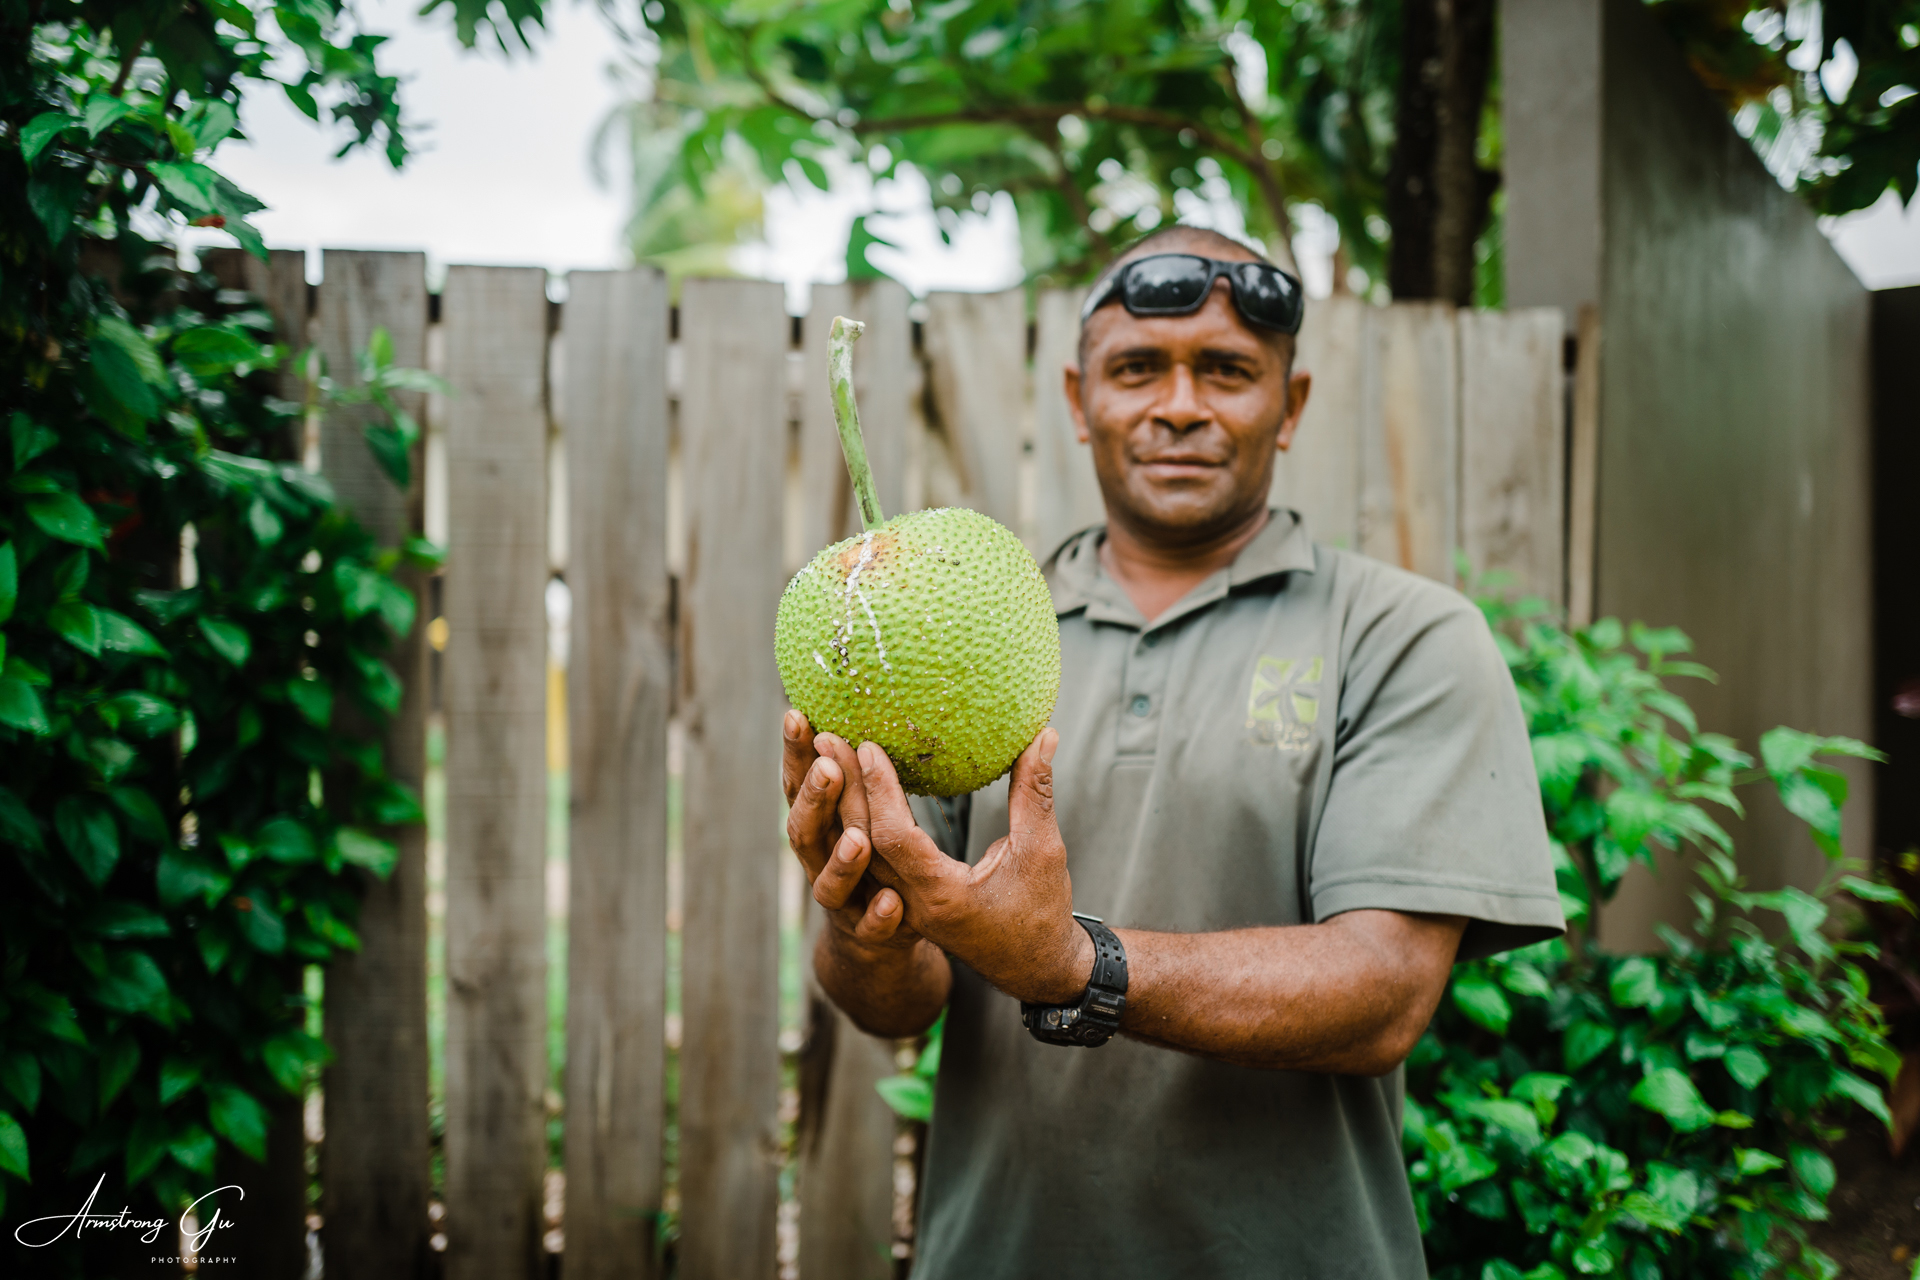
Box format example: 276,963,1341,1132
782,225,1563,1278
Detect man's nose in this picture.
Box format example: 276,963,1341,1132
1151,363,1209,433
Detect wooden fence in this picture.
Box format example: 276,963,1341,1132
206,249,1567,1280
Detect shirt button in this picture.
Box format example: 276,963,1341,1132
1129,694,1151,717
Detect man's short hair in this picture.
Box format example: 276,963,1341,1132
1076,224,1295,369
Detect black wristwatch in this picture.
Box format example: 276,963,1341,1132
1021,913,1128,1047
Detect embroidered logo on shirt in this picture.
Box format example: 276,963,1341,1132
1246,654,1323,750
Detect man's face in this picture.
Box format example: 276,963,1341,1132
1065,268,1311,547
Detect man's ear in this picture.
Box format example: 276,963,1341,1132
1063,363,1090,444
1275,368,1312,453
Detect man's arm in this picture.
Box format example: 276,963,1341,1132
830,730,1465,1076
783,712,950,1038
1115,911,1462,1073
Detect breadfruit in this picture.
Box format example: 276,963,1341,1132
777,506,1061,796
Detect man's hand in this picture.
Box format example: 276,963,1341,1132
825,727,1096,1006
783,711,949,1037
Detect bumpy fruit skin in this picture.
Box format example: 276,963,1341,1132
776,507,1062,797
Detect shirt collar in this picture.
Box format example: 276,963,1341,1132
1044,507,1317,628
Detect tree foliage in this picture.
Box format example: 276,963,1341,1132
630,0,1399,285
1406,583,1898,1280
0,0,484,1251
1651,0,1920,215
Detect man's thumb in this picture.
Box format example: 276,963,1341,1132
1007,728,1061,846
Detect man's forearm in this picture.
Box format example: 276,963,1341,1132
1113,910,1465,1074
815,931,952,1039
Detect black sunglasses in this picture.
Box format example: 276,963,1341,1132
1081,253,1305,335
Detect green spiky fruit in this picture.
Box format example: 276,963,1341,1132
776,507,1061,796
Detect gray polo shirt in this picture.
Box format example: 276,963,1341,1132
905,509,1563,1280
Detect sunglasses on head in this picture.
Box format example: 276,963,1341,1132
1081,253,1305,335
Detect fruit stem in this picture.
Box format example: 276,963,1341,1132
828,315,886,530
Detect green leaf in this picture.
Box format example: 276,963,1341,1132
170,1123,215,1175
88,900,171,939
287,676,332,727
48,600,102,654
185,100,238,151
92,947,171,1018
262,1032,328,1094
125,1109,170,1184
158,847,230,908
1630,1067,1717,1132
256,817,318,865
1571,1241,1614,1275
1564,1020,1617,1071
246,495,284,545
1827,1069,1894,1129
98,1032,140,1108
1451,972,1512,1034
1610,957,1660,1008
1840,876,1913,911
373,576,417,637
159,1058,202,1106
55,796,120,885
0,1112,28,1179
83,95,134,138
198,618,251,666
1715,1109,1755,1128
20,112,76,164
1735,1147,1785,1176
233,893,286,953
1790,1144,1836,1197
96,609,167,656
1497,962,1553,998
173,325,266,374
206,1083,268,1161
0,1051,41,1114
0,543,15,624
0,678,50,735
147,161,223,214
1719,1045,1770,1090
333,828,398,876
27,172,83,245
875,1073,933,1121
26,492,106,548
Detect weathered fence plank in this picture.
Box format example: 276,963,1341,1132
1275,293,1365,548
677,277,788,1280
794,278,910,1280
200,247,309,456
1030,288,1105,559
922,289,1026,528
801,280,911,550
1459,307,1567,605
1361,301,1459,579
311,250,436,1280
441,265,552,1280
560,268,672,1280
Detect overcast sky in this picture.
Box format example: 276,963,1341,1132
206,0,1920,298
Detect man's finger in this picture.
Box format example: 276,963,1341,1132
817,733,871,835
979,728,1063,883
785,755,844,881
813,826,872,911
781,709,818,805
851,886,907,946
858,741,958,888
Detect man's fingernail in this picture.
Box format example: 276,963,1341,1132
875,894,896,917
784,710,801,740
838,837,859,861
1039,728,1058,765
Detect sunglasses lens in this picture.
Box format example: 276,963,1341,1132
1230,262,1302,331
1123,255,1211,312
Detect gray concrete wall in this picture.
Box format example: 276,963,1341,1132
1503,0,1874,949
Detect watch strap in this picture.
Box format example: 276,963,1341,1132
1020,913,1128,1047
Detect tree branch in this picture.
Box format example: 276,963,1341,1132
1215,66,1299,270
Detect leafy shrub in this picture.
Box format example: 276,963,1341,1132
1406,589,1898,1280
1,0,443,1249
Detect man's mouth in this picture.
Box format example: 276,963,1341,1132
1135,455,1227,478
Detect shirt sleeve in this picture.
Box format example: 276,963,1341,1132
1309,574,1565,961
